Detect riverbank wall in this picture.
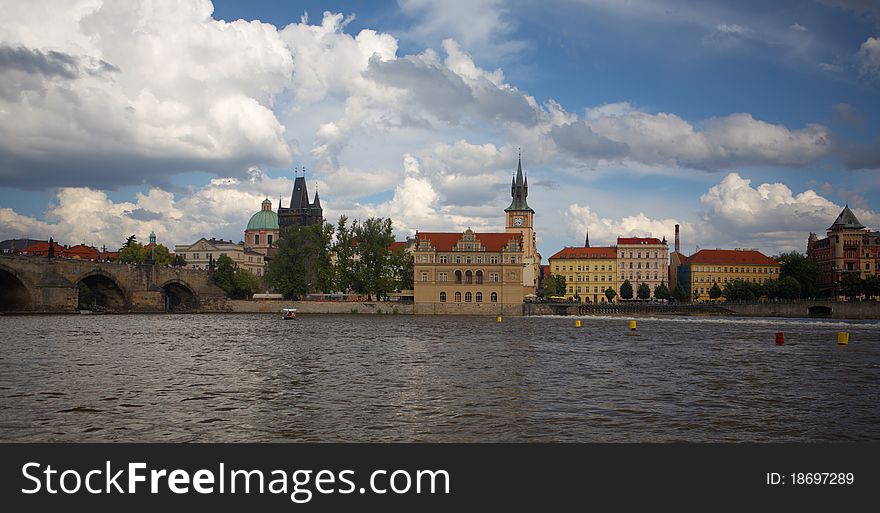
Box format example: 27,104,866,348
524,301,880,320
227,299,412,315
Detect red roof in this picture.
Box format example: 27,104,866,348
686,249,777,266
549,246,617,259
389,241,409,253
416,232,522,252
617,237,663,245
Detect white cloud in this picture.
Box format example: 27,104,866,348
858,36,880,80
789,23,808,32
564,204,689,247
716,23,748,34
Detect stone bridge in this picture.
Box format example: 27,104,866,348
0,253,227,313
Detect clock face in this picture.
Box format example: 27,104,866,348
514,216,523,227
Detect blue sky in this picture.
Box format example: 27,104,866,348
0,0,878,257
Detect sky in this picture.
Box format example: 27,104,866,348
0,0,878,259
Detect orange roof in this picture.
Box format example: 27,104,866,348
416,231,522,252
617,237,663,245
685,249,777,266
20,241,64,255
549,246,617,259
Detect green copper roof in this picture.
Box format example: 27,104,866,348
246,209,279,231
505,155,533,212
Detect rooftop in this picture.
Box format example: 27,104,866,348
549,246,617,259
685,249,777,266
416,231,522,252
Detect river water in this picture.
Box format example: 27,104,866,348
1,313,878,442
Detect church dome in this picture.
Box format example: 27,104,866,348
246,201,279,231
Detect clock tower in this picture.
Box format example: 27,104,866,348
505,153,539,294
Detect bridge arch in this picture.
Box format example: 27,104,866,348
160,279,198,312
808,305,832,318
77,270,128,310
0,264,34,311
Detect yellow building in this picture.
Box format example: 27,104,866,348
548,246,618,303
679,249,780,301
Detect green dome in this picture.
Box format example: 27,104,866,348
246,209,279,231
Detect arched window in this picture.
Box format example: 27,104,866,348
454,291,462,302
490,292,498,302
476,270,483,284
439,292,447,302
475,292,483,302
455,270,462,284
465,270,473,284
465,292,472,302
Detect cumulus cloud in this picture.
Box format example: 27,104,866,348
858,36,880,80
0,169,293,248
564,204,689,248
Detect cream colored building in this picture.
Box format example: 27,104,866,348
174,238,265,276
548,246,618,303
679,249,780,301
617,236,669,298
411,156,538,315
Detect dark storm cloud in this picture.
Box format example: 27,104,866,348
0,44,118,78
549,121,630,160
819,0,880,16
126,208,164,221
366,54,539,126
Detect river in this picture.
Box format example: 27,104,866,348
1,313,878,442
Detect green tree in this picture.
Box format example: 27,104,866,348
863,275,880,300
672,283,689,302
541,274,560,297
555,274,567,297
265,224,328,298
839,273,863,300
776,251,820,299
777,276,802,300
333,215,357,293
118,242,147,264
637,282,650,300
121,234,138,249
212,254,237,295
654,281,670,301
353,217,395,300
619,280,633,300
722,280,762,301
315,221,335,293
604,287,617,302
389,246,414,291
174,253,187,267
231,268,261,299
708,282,722,300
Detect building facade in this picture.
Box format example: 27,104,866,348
245,198,280,257
278,175,323,233
616,236,668,298
411,157,538,315
807,206,879,294
548,246,618,303
174,238,265,276
678,249,780,301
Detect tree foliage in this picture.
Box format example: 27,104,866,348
619,280,633,300
118,240,173,265
212,254,261,299
265,223,333,299
637,282,650,300
604,287,617,302
672,283,689,302
708,282,723,300
654,281,670,301
776,251,820,299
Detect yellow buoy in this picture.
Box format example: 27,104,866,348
629,319,637,331
837,332,849,345
575,319,582,328
497,315,503,323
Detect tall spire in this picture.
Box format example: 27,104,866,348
585,231,590,248
505,149,533,212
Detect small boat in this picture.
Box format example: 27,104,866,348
281,308,297,320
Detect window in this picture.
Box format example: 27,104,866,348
476,256,483,264
594,286,599,293
439,292,447,302
254,234,260,245
194,253,199,260
489,272,499,282
490,292,498,302
439,255,448,264
421,271,428,282
439,272,448,282
476,270,484,284
466,256,472,264
491,256,499,264
268,234,273,246
476,292,483,302
455,270,462,283
455,256,462,264
454,292,462,302
465,292,472,303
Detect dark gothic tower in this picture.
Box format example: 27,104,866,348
278,168,324,234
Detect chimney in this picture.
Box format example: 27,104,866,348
674,224,680,253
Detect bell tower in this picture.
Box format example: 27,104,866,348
504,152,539,294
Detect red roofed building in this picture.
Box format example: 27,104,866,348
411,154,541,315
616,235,669,299
807,205,879,295
678,249,780,301
19,241,100,260
548,246,619,302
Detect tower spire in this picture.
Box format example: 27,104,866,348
585,231,590,248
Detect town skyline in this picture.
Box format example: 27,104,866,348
1,0,878,259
